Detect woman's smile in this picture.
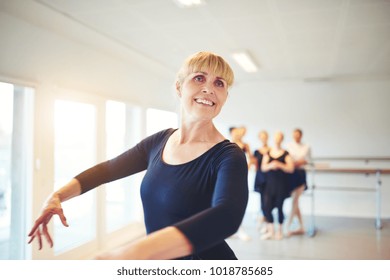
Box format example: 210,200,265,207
194,98,215,106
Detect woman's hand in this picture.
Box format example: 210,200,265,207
269,160,281,170
27,195,69,249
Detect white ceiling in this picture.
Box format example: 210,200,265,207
33,0,390,84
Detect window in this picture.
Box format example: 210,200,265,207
146,108,178,136
105,101,144,232
104,105,178,233
0,82,34,260
54,100,96,254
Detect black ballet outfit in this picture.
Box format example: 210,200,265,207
74,129,248,259
253,150,267,215
288,169,308,194
253,150,266,193
263,151,290,224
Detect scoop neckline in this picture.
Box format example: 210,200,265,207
160,128,229,167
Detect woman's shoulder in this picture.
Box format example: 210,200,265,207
150,128,176,139
255,147,269,156
206,141,248,172
145,128,177,139
211,140,247,162
138,128,176,149
279,149,289,158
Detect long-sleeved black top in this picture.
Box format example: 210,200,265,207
75,128,248,259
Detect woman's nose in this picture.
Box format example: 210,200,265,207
201,83,214,94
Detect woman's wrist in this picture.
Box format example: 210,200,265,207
44,193,61,207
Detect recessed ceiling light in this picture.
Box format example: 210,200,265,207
173,0,205,8
231,51,258,73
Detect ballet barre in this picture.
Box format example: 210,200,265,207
312,157,390,163
304,166,390,237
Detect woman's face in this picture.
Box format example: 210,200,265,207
177,70,228,122
239,127,246,138
274,132,284,146
259,132,268,144
230,127,240,140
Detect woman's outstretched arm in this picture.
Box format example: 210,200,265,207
94,226,193,260
27,178,82,249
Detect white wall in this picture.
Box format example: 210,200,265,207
220,79,390,156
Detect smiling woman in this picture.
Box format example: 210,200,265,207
28,52,248,260
175,53,234,126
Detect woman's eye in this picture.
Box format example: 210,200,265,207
215,80,225,87
194,75,205,82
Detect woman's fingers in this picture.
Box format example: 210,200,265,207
28,219,42,237
27,206,68,249
27,230,44,250
27,222,53,249
42,223,53,248
37,229,43,250
27,208,65,249
28,207,64,236
28,211,53,236
27,233,35,244
57,208,69,227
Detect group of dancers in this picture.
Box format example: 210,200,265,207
230,127,311,240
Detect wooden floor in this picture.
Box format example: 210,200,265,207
226,215,390,260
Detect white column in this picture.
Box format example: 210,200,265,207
10,86,33,259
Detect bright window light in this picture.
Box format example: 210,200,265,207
173,0,204,8
54,100,96,253
231,52,258,73
105,101,144,232
146,108,178,136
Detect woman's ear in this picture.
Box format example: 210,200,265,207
176,81,181,97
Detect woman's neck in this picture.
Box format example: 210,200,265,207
273,144,282,151
177,119,222,144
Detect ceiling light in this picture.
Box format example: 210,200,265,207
173,0,205,8
231,51,258,73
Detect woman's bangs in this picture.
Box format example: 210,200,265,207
189,56,233,86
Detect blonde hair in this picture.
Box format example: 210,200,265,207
275,131,284,142
259,130,268,137
176,51,234,88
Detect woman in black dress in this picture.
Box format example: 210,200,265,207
253,130,270,231
261,131,294,240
